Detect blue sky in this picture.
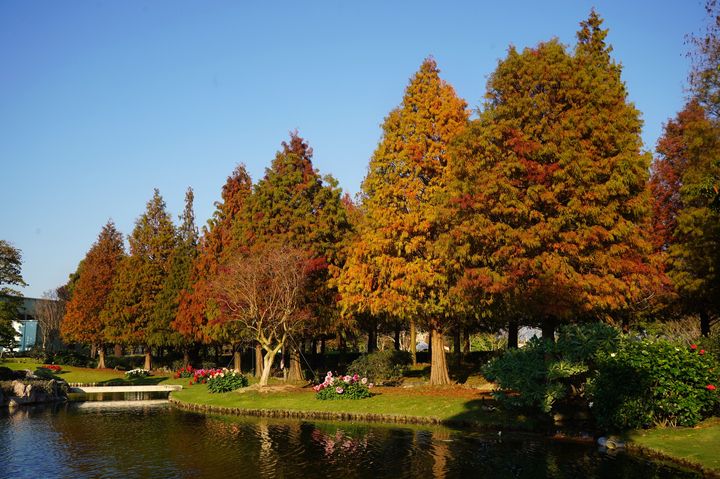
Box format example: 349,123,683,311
0,0,708,298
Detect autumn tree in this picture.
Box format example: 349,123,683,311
103,189,178,370
213,246,308,386
149,187,198,357
173,165,253,368
233,132,350,381
447,12,658,342
335,58,469,385
663,105,720,336
0,240,26,351
61,221,125,368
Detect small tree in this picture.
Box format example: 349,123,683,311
0,240,26,352
36,289,65,352
213,246,308,387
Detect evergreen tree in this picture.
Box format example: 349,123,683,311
103,189,178,370
60,222,125,368
230,132,350,380
447,12,658,340
336,58,469,385
149,187,198,354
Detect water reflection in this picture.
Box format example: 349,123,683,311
0,403,703,479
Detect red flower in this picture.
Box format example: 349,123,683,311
707,385,716,391
691,344,698,350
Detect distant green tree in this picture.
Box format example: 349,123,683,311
103,189,178,370
0,240,26,351
150,187,198,355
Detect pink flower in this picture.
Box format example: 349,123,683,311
361,377,368,385
707,384,717,391
326,371,333,378
368,383,374,388
343,375,351,383
335,387,344,394
353,374,359,382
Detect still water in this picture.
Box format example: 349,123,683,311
0,399,701,479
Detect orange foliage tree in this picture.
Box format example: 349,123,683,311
61,221,125,368
335,58,469,385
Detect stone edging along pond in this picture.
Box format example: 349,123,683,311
168,395,450,426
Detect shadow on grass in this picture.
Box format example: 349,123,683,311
446,398,549,432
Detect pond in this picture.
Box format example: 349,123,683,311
0,400,701,478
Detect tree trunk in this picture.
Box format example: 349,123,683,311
183,349,191,367
429,324,451,386
394,327,401,351
700,310,711,337
428,329,433,356
453,327,461,367
409,320,417,366
367,320,377,353
463,328,470,354
143,347,152,371
255,343,263,378
508,319,519,349
114,344,123,356
541,318,556,344
233,348,242,373
320,337,326,355
96,345,106,369
259,347,280,387
90,343,97,359
287,345,303,382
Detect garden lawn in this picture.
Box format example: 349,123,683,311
629,417,720,473
1,359,172,385
171,384,541,430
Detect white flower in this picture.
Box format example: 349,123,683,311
610,353,616,358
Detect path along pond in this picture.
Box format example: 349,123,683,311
0,393,704,479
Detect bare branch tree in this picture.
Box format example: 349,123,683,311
36,289,65,352
213,246,308,386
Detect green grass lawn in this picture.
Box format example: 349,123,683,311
171,383,540,430
628,418,720,473
1,359,173,385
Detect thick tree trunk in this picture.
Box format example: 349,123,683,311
287,345,303,382
233,348,242,373
463,327,470,355
541,318,556,344
96,345,106,369
394,328,401,351
409,320,417,366
700,310,711,337
183,349,191,367
259,347,280,387
508,319,519,349
143,347,152,371
114,344,123,356
255,343,263,378
429,325,451,386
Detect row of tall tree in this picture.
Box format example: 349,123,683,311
58,10,719,386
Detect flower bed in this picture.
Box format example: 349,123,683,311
41,365,62,372
124,368,150,379
314,372,372,400
187,368,248,393
174,365,195,379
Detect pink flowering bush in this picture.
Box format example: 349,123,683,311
314,372,372,400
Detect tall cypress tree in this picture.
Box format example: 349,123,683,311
231,132,350,380
61,222,125,368
103,189,178,370
336,58,469,385
447,12,658,340
149,187,198,354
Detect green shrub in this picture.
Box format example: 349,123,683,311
589,340,720,430
43,351,95,368
206,368,248,393
347,349,411,385
484,323,619,413
315,373,372,400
